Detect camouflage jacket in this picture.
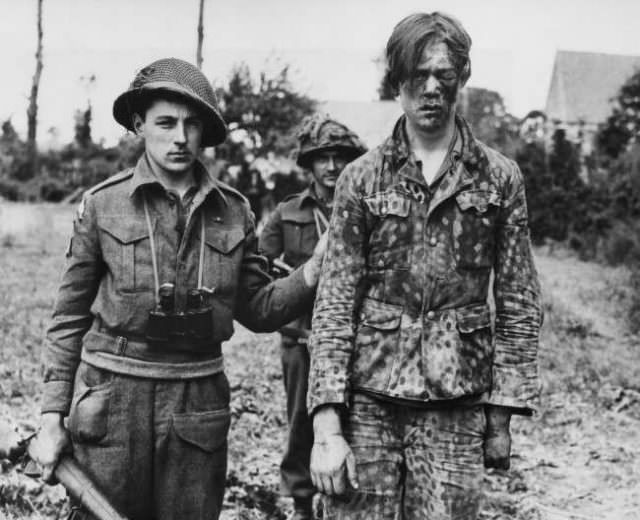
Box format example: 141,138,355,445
308,115,542,415
259,184,330,344
43,155,314,415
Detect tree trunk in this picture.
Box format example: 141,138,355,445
27,0,44,176
196,0,205,69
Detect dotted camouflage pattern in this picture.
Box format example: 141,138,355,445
307,114,542,415
295,114,367,168
321,393,485,519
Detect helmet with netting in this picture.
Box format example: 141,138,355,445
113,58,227,147
295,114,367,168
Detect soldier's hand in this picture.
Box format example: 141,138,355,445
0,421,22,459
29,413,71,483
310,405,358,495
483,406,512,470
303,231,328,287
310,433,357,496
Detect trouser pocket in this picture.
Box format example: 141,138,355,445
68,362,113,444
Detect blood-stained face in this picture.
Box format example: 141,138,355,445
398,41,465,137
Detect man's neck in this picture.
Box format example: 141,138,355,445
313,182,334,205
146,153,197,198
406,114,457,156
405,114,457,186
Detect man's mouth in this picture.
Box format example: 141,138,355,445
168,152,191,160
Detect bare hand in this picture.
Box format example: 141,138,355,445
310,433,358,495
29,413,71,483
484,406,512,470
0,422,22,459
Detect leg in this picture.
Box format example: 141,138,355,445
404,405,486,520
67,361,155,519
321,393,403,520
154,372,231,520
280,341,315,515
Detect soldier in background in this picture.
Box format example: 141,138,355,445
259,115,366,520
30,58,326,520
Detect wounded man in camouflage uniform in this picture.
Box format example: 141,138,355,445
308,12,542,519
259,115,366,520
29,58,325,520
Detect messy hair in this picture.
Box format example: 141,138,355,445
383,12,472,94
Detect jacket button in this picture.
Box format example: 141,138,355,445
426,311,436,319
429,236,438,246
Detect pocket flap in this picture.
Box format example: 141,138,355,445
281,206,314,224
456,303,492,333
364,190,411,218
172,408,231,452
455,190,501,213
99,216,149,244
360,298,403,330
205,226,245,254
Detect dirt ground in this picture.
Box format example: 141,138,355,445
0,202,638,519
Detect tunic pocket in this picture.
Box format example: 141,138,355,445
364,190,413,270
204,226,245,292
352,298,403,392
98,216,151,291
454,190,500,269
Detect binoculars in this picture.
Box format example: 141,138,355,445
146,283,214,346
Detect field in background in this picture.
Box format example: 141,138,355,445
0,202,639,520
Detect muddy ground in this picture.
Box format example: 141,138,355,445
0,203,638,519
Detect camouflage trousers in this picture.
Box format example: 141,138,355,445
66,361,231,520
321,393,486,520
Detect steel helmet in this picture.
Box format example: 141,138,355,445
113,58,227,147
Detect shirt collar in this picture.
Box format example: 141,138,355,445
128,153,228,207
383,114,481,183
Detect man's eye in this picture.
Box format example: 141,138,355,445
440,71,457,81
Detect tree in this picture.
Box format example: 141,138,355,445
597,70,640,159
26,0,44,176
217,62,316,160
196,0,205,69
458,87,521,158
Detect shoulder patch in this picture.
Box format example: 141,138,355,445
86,168,134,196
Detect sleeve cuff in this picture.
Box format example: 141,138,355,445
40,380,73,415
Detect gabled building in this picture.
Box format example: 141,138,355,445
545,50,640,153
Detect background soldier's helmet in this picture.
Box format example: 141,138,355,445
112,57,227,147
295,114,367,168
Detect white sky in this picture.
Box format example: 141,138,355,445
1,0,640,146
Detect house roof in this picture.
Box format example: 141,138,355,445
546,50,640,125
319,100,403,149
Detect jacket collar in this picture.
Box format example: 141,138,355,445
381,114,487,181
128,153,228,208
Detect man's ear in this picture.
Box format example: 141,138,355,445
132,113,145,136
459,61,471,88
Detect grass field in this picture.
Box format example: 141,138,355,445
1,202,639,520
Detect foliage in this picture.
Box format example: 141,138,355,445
459,87,522,158
216,62,317,163
596,70,640,159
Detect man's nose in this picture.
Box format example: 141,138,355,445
326,156,336,170
173,121,187,144
424,76,440,95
